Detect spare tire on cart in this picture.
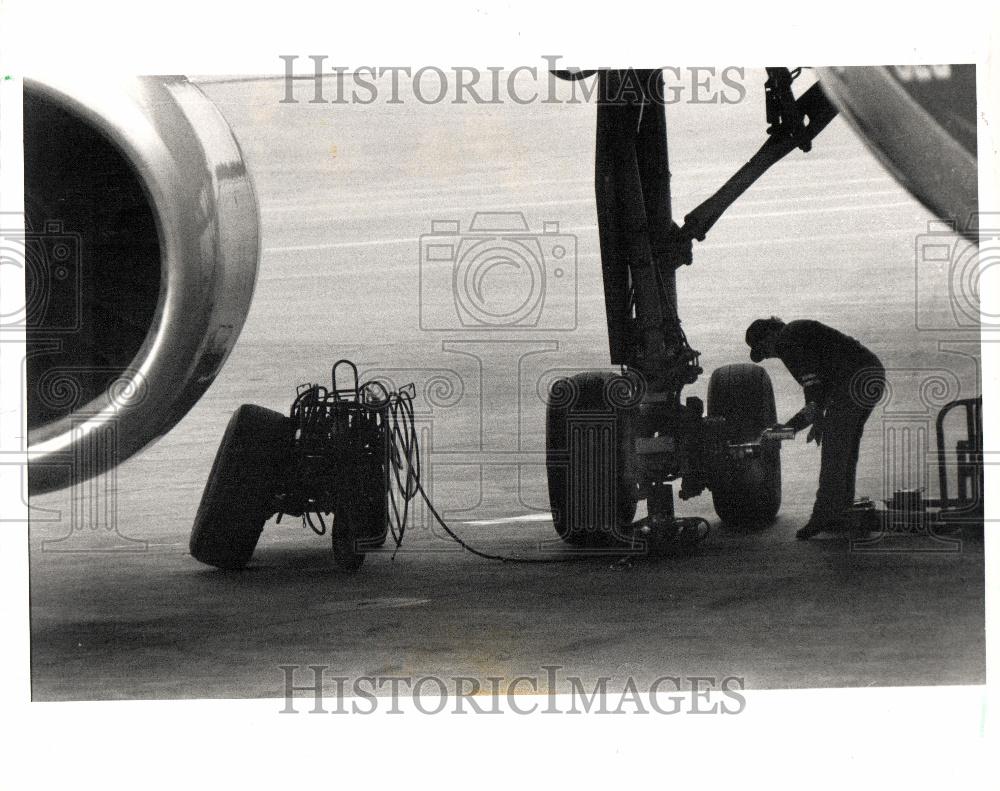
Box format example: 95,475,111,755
189,404,293,570
707,363,782,528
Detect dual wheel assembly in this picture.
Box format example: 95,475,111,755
545,363,782,548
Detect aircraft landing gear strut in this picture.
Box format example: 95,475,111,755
545,68,837,555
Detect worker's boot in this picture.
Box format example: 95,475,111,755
796,519,830,539
796,511,870,540
796,516,849,540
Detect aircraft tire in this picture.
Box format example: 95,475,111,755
545,371,639,547
708,363,782,528
189,404,293,569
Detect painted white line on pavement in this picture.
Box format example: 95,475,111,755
462,513,553,526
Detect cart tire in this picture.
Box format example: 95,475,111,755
708,364,782,528
331,505,366,572
189,404,293,570
546,371,639,546
330,478,385,572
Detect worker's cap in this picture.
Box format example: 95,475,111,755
745,317,785,363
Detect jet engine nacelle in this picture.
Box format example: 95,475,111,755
815,65,978,236
23,76,260,494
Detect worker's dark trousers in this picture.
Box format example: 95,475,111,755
810,364,886,522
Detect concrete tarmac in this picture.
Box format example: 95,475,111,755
28,71,984,700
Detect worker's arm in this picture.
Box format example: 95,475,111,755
772,321,826,437
785,401,819,433
783,372,825,433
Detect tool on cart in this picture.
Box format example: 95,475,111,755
848,397,983,539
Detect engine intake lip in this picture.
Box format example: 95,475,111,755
24,76,260,494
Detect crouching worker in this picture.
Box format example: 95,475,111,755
745,317,886,539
